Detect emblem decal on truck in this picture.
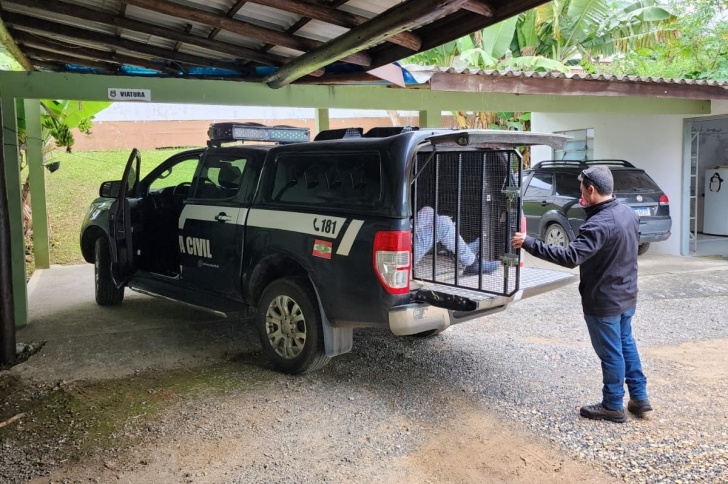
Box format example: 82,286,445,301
312,239,333,259
178,236,212,258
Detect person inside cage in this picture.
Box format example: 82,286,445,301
413,206,499,275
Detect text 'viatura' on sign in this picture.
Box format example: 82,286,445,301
108,88,152,102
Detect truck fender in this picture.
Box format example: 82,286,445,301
307,274,353,357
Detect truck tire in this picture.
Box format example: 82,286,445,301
94,237,124,306
638,242,650,256
257,277,329,374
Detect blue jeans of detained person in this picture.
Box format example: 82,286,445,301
583,306,648,410
413,207,476,267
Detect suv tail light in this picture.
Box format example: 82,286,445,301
659,194,669,206
373,231,411,294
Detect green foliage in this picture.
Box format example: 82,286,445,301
46,148,193,265
602,0,728,81
37,101,111,152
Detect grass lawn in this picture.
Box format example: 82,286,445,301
44,147,202,266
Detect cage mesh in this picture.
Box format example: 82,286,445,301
412,149,522,297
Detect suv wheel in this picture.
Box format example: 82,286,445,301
94,237,124,306
257,277,330,374
544,223,570,249
638,242,650,256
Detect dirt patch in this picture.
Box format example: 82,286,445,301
20,391,616,484
644,338,728,382
394,406,617,484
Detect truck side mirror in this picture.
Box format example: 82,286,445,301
99,180,122,198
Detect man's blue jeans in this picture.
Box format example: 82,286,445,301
583,306,648,410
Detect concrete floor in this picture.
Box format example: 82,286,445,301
13,252,728,382
17,264,256,382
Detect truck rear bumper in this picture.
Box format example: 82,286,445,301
388,267,577,336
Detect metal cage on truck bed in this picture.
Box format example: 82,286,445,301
412,146,522,298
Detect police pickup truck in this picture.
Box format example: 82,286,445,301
80,123,575,374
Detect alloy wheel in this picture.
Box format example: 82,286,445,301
265,295,307,359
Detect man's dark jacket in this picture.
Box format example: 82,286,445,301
522,197,639,317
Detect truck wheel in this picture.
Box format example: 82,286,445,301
94,237,124,306
257,277,330,374
638,242,650,256
544,223,570,248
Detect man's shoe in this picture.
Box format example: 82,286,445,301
579,403,627,423
463,257,500,276
627,399,653,417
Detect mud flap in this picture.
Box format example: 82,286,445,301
308,276,353,357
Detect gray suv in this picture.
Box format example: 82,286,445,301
522,160,671,255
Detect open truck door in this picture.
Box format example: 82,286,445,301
107,148,141,286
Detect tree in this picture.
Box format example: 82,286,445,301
603,0,728,80
403,0,674,168
17,100,111,264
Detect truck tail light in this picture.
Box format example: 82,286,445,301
520,213,527,268
659,194,669,206
373,231,411,294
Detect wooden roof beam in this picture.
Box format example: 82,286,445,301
122,0,370,66
5,0,287,68
0,14,33,70
260,0,350,53
2,11,250,72
247,0,421,51
12,31,180,74
462,1,494,16
208,0,248,40
369,0,548,70
24,49,118,74
265,0,471,88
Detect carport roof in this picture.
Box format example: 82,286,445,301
0,0,548,88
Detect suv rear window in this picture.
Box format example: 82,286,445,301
271,151,382,208
613,171,660,191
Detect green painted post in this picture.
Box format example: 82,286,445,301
315,108,329,135
419,110,442,128
1,95,28,328
24,99,49,269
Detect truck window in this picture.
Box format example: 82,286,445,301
191,155,248,200
271,152,382,208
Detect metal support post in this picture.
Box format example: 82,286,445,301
0,99,17,364
1,95,28,327
418,110,442,128
314,108,329,136
25,99,50,269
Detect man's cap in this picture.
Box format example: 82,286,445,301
578,165,613,195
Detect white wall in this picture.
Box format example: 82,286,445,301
94,104,419,122
532,112,685,255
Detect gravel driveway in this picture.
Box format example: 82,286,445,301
2,254,728,483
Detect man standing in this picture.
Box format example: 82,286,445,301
511,165,651,423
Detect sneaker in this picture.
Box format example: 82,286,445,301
463,257,500,276
627,399,653,417
579,403,627,423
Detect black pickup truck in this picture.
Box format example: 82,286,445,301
80,124,575,373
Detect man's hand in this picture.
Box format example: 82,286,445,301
511,232,527,249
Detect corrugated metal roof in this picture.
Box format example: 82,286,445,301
0,0,552,85
402,65,728,87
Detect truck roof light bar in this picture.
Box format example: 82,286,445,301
207,122,310,147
